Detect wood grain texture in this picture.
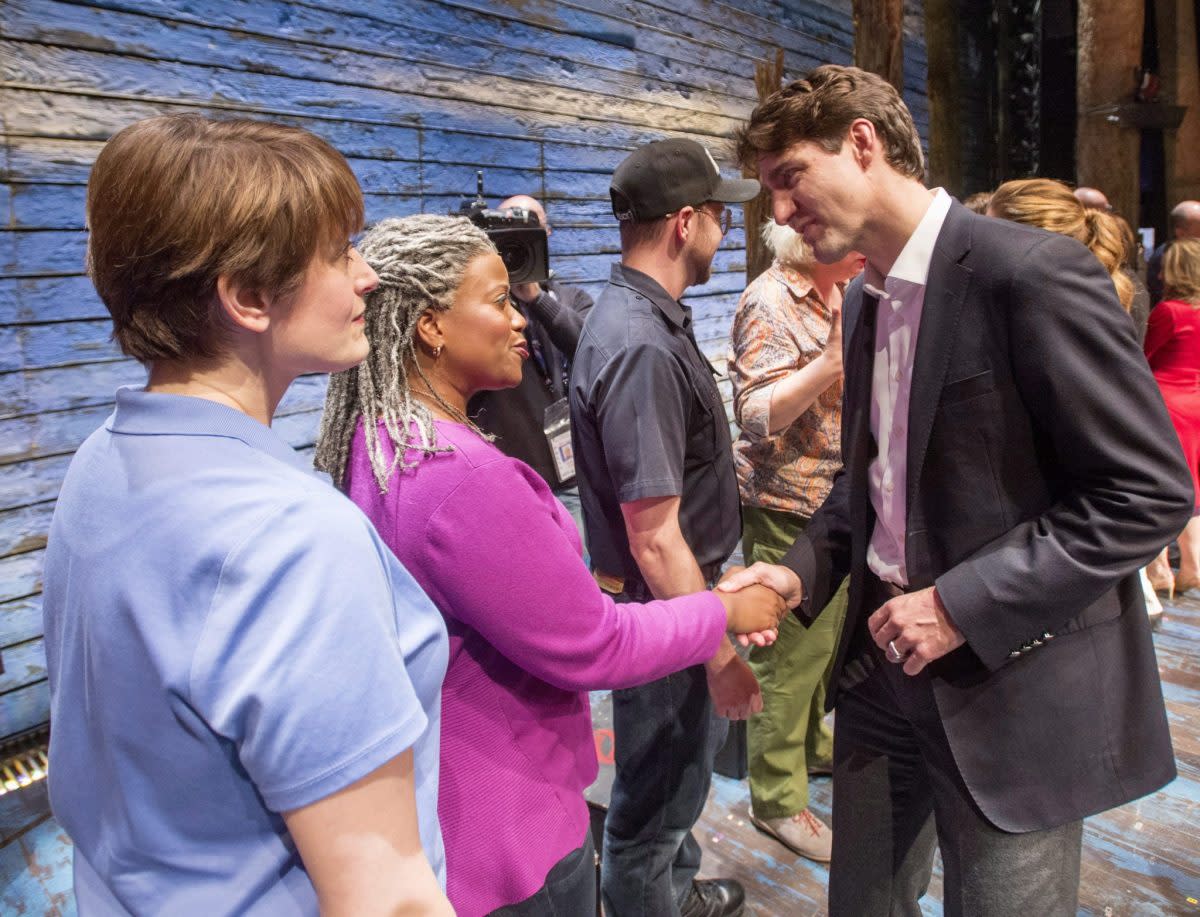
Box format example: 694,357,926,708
0,0,926,738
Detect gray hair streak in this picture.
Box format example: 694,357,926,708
315,214,497,492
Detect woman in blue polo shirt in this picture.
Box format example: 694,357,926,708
41,115,452,914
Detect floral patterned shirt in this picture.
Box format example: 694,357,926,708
728,260,843,517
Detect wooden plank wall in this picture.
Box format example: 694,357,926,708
0,0,928,742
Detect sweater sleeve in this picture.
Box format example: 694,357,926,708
420,457,725,691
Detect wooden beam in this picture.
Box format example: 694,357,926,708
853,0,904,90
922,0,961,192
743,48,785,286
1076,0,1144,223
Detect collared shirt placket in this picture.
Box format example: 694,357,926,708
867,280,924,586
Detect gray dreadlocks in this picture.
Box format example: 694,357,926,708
315,214,497,492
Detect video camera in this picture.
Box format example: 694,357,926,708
457,171,549,286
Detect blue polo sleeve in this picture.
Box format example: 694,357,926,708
594,342,692,503
188,493,432,813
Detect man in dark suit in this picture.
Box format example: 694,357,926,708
1148,199,1200,305
724,65,1192,916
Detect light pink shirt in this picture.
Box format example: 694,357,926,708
864,189,953,586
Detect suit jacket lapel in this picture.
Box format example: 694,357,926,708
905,204,973,528
843,277,878,541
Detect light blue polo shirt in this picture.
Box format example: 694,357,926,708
42,388,448,914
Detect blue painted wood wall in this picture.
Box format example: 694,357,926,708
0,0,928,742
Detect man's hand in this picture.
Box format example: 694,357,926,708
511,281,542,303
718,562,804,606
705,650,762,720
714,576,786,640
718,562,803,646
868,586,965,676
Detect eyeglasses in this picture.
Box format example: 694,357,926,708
695,206,732,236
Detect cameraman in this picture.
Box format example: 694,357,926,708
469,196,594,515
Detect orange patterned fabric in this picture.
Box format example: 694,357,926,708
729,261,843,517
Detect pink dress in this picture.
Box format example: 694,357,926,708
1145,299,1200,510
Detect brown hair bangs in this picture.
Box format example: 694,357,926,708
86,114,364,363
733,65,924,180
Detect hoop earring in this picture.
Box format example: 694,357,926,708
432,344,443,358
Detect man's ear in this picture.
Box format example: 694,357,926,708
673,206,698,244
848,119,877,169
215,275,272,333
415,309,444,353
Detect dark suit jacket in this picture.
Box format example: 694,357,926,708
782,201,1191,832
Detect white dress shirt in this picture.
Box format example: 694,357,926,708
864,188,953,586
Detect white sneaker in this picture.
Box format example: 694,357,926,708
750,808,833,863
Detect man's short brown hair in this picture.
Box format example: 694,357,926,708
733,65,924,180
618,215,672,252
87,115,364,363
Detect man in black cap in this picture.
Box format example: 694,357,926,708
570,139,760,917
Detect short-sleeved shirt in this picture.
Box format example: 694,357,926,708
42,388,448,915
570,263,740,582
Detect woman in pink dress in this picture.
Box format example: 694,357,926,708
1144,238,1200,593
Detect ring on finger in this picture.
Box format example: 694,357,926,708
886,639,904,663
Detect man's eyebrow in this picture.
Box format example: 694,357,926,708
762,161,788,183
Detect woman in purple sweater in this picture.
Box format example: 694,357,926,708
316,215,784,917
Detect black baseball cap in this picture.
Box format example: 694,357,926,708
610,138,761,222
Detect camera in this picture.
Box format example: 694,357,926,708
457,171,549,286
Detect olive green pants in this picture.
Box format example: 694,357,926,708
743,504,848,818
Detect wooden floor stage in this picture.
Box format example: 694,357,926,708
2,596,1198,915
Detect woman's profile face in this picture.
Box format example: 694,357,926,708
435,251,528,395
270,243,379,378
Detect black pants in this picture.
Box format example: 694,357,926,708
488,832,596,917
830,581,1082,916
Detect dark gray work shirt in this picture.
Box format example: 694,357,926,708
570,263,740,584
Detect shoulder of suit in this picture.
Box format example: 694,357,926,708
959,207,1083,263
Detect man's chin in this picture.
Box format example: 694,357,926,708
812,240,852,265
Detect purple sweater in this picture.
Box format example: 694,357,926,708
346,419,725,916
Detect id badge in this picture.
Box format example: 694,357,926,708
544,397,575,484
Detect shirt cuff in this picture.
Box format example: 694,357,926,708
739,384,776,440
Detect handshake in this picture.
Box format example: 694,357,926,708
711,562,805,647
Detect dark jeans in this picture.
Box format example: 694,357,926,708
601,660,729,917
830,591,1082,916
488,832,596,917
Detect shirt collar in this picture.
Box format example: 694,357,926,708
863,188,952,303
772,261,815,301
106,386,314,472
609,262,691,331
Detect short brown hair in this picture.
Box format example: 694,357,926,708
618,215,672,252
1164,238,1200,304
733,65,924,180
87,115,364,362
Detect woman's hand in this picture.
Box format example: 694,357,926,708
823,299,844,369
762,300,844,435
715,581,788,635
